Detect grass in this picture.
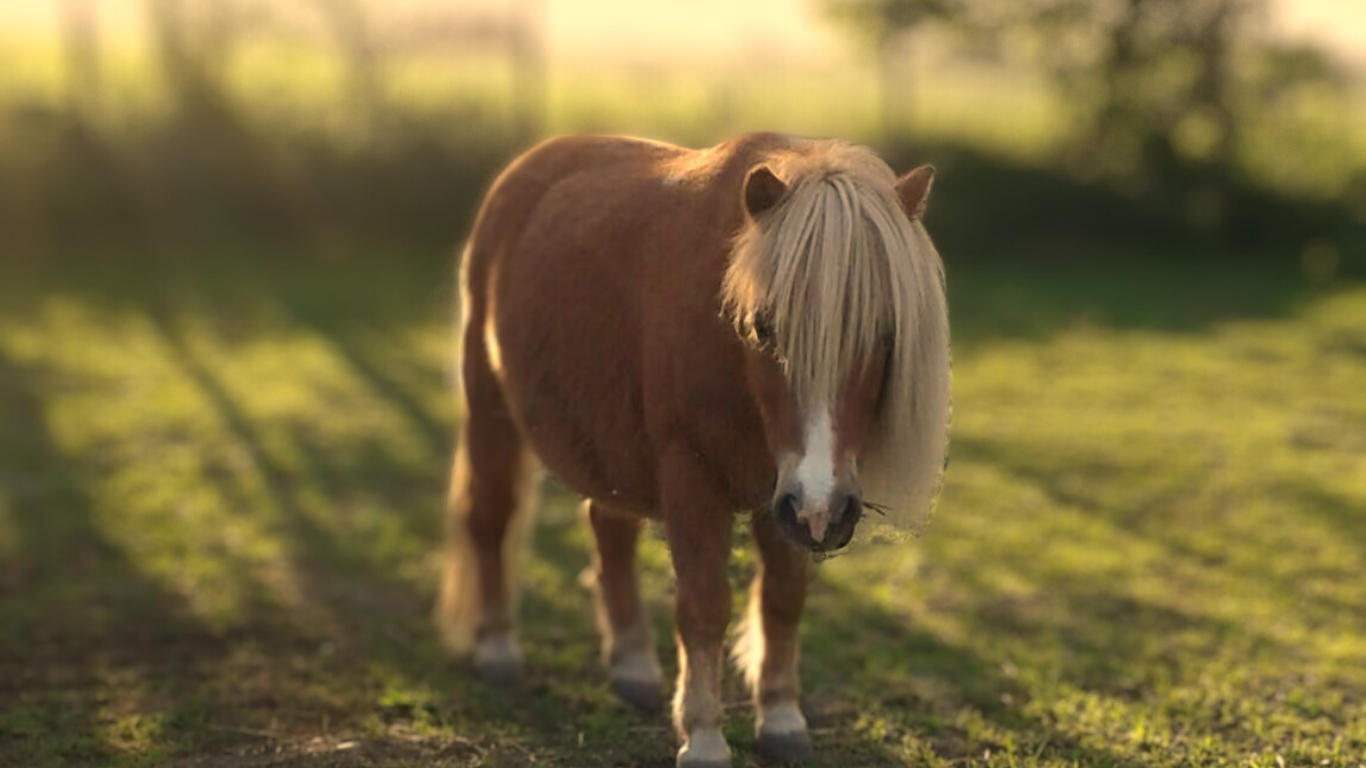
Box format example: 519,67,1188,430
1,249,1364,767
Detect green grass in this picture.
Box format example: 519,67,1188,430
1,252,1364,767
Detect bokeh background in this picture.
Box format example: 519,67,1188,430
1,2,1364,767
2,0,1364,261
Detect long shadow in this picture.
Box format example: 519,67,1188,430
1286,481,1366,555
280,291,453,471
140,299,628,761
945,257,1339,351
885,141,1362,268
0,350,237,767
952,434,1365,634
1280,482,1366,620
803,575,1157,768
309,327,450,458
808,434,1355,764
141,304,431,648
1,251,658,761
6,227,1360,766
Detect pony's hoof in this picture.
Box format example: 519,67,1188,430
475,657,521,685
756,703,813,764
611,676,663,711
756,729,814,765
676,729,731,768
473,635,522,685
609,649,664,711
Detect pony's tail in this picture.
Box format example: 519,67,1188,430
434,428,542,654
435,438,479,652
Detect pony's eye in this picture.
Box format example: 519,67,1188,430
751,312,775,346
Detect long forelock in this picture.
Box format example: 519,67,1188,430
723,143,952,535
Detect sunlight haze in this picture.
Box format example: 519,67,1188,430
1,0,1362,69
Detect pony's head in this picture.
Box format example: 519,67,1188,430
723,141,951,553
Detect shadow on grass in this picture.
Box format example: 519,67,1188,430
0,350,240,767
953,435,1366,635
279,285,454,462
803,575,1175,768
135,298,672,765
805,548,1276,767
945,258,1340,350
3,248,1359,765
1287,482,1366,557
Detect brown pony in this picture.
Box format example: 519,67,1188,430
436,132,951,767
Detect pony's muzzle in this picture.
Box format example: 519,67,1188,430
773,489,862,552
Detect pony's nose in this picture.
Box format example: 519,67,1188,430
773,489,862,550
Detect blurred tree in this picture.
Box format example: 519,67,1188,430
825,0,1343,201
60,0,101,118
971,0,1265,184
824,0,957,132
145,0,238,117
312,0,386,143
368,0,546,147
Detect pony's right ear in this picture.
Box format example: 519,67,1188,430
894,165,935,220
743,165,788,220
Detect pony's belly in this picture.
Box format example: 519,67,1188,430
512,396,659,516
495,332,660,516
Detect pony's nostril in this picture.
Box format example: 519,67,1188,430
818,494,862,552
839,494,863,524
773,491,815,548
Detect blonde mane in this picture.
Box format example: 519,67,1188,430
722,141,951,535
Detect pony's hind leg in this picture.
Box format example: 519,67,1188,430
584,501,663,711
734,511,814,764
435,378,541,683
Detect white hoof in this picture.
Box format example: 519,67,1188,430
759,699,808,759
757,702,813,764
677,728,731,768
473,634,522,684
757,701,808,737
610,648,664,711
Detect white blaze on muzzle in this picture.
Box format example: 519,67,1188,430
794,406,837,541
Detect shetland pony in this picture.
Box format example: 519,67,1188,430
436,133,950,767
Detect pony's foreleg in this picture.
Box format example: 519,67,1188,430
662,457,735,768
585,501,663,711
734,511,813,764
435,404,540,683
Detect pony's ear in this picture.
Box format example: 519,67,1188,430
743,165,788,220
894,165,935,220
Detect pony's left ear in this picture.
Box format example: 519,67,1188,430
895,165,935,220
743,165,788,220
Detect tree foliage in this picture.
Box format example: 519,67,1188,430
825,0,1343,189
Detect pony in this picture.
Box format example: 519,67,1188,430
436,132,950,767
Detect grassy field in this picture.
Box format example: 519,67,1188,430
1,251,1364,768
